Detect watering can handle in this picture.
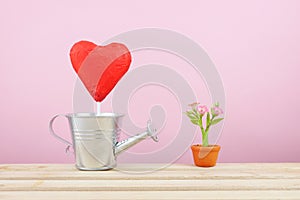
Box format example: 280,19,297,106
49,114,73,147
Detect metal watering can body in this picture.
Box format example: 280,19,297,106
49,113,158,170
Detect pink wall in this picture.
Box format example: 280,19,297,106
1,0,300,164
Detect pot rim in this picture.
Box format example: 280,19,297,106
191,144,220,147
191,144,221,152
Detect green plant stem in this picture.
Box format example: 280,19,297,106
198,115,205,135
198,115,208,146
202,131,209,147
205,115,215,133
202,115,215,147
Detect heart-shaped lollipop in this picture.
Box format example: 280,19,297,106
70,41,131,102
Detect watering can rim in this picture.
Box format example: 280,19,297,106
65,112,124,118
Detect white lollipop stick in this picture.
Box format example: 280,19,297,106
96,102,101,116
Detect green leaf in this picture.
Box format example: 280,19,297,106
192,108,200,118
210,118,224,125
185,112,197,121
184,111,190,116
206,113,211,126
191,111,199,118
191,119,199,125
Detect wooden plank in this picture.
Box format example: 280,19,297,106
1,163,299,172
0,179,299,191
1,169,299,180
0,163,299,200
1,163,299,180
1,191,300,200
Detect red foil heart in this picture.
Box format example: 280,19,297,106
70,41,131,102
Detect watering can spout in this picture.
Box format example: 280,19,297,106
115,121,159,156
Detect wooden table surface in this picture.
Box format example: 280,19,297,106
0,163,299,199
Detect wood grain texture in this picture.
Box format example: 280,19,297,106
1,191,300,200
0,163,299,199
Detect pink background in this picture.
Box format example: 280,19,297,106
1,0,300,164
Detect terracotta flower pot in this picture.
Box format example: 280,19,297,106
191,145,221,167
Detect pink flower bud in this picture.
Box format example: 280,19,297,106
188,102,199,109
197,105,209,115
212,106,223,116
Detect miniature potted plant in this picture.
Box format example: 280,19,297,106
185,102,224,167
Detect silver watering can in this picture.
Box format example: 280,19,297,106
49,113,158,170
